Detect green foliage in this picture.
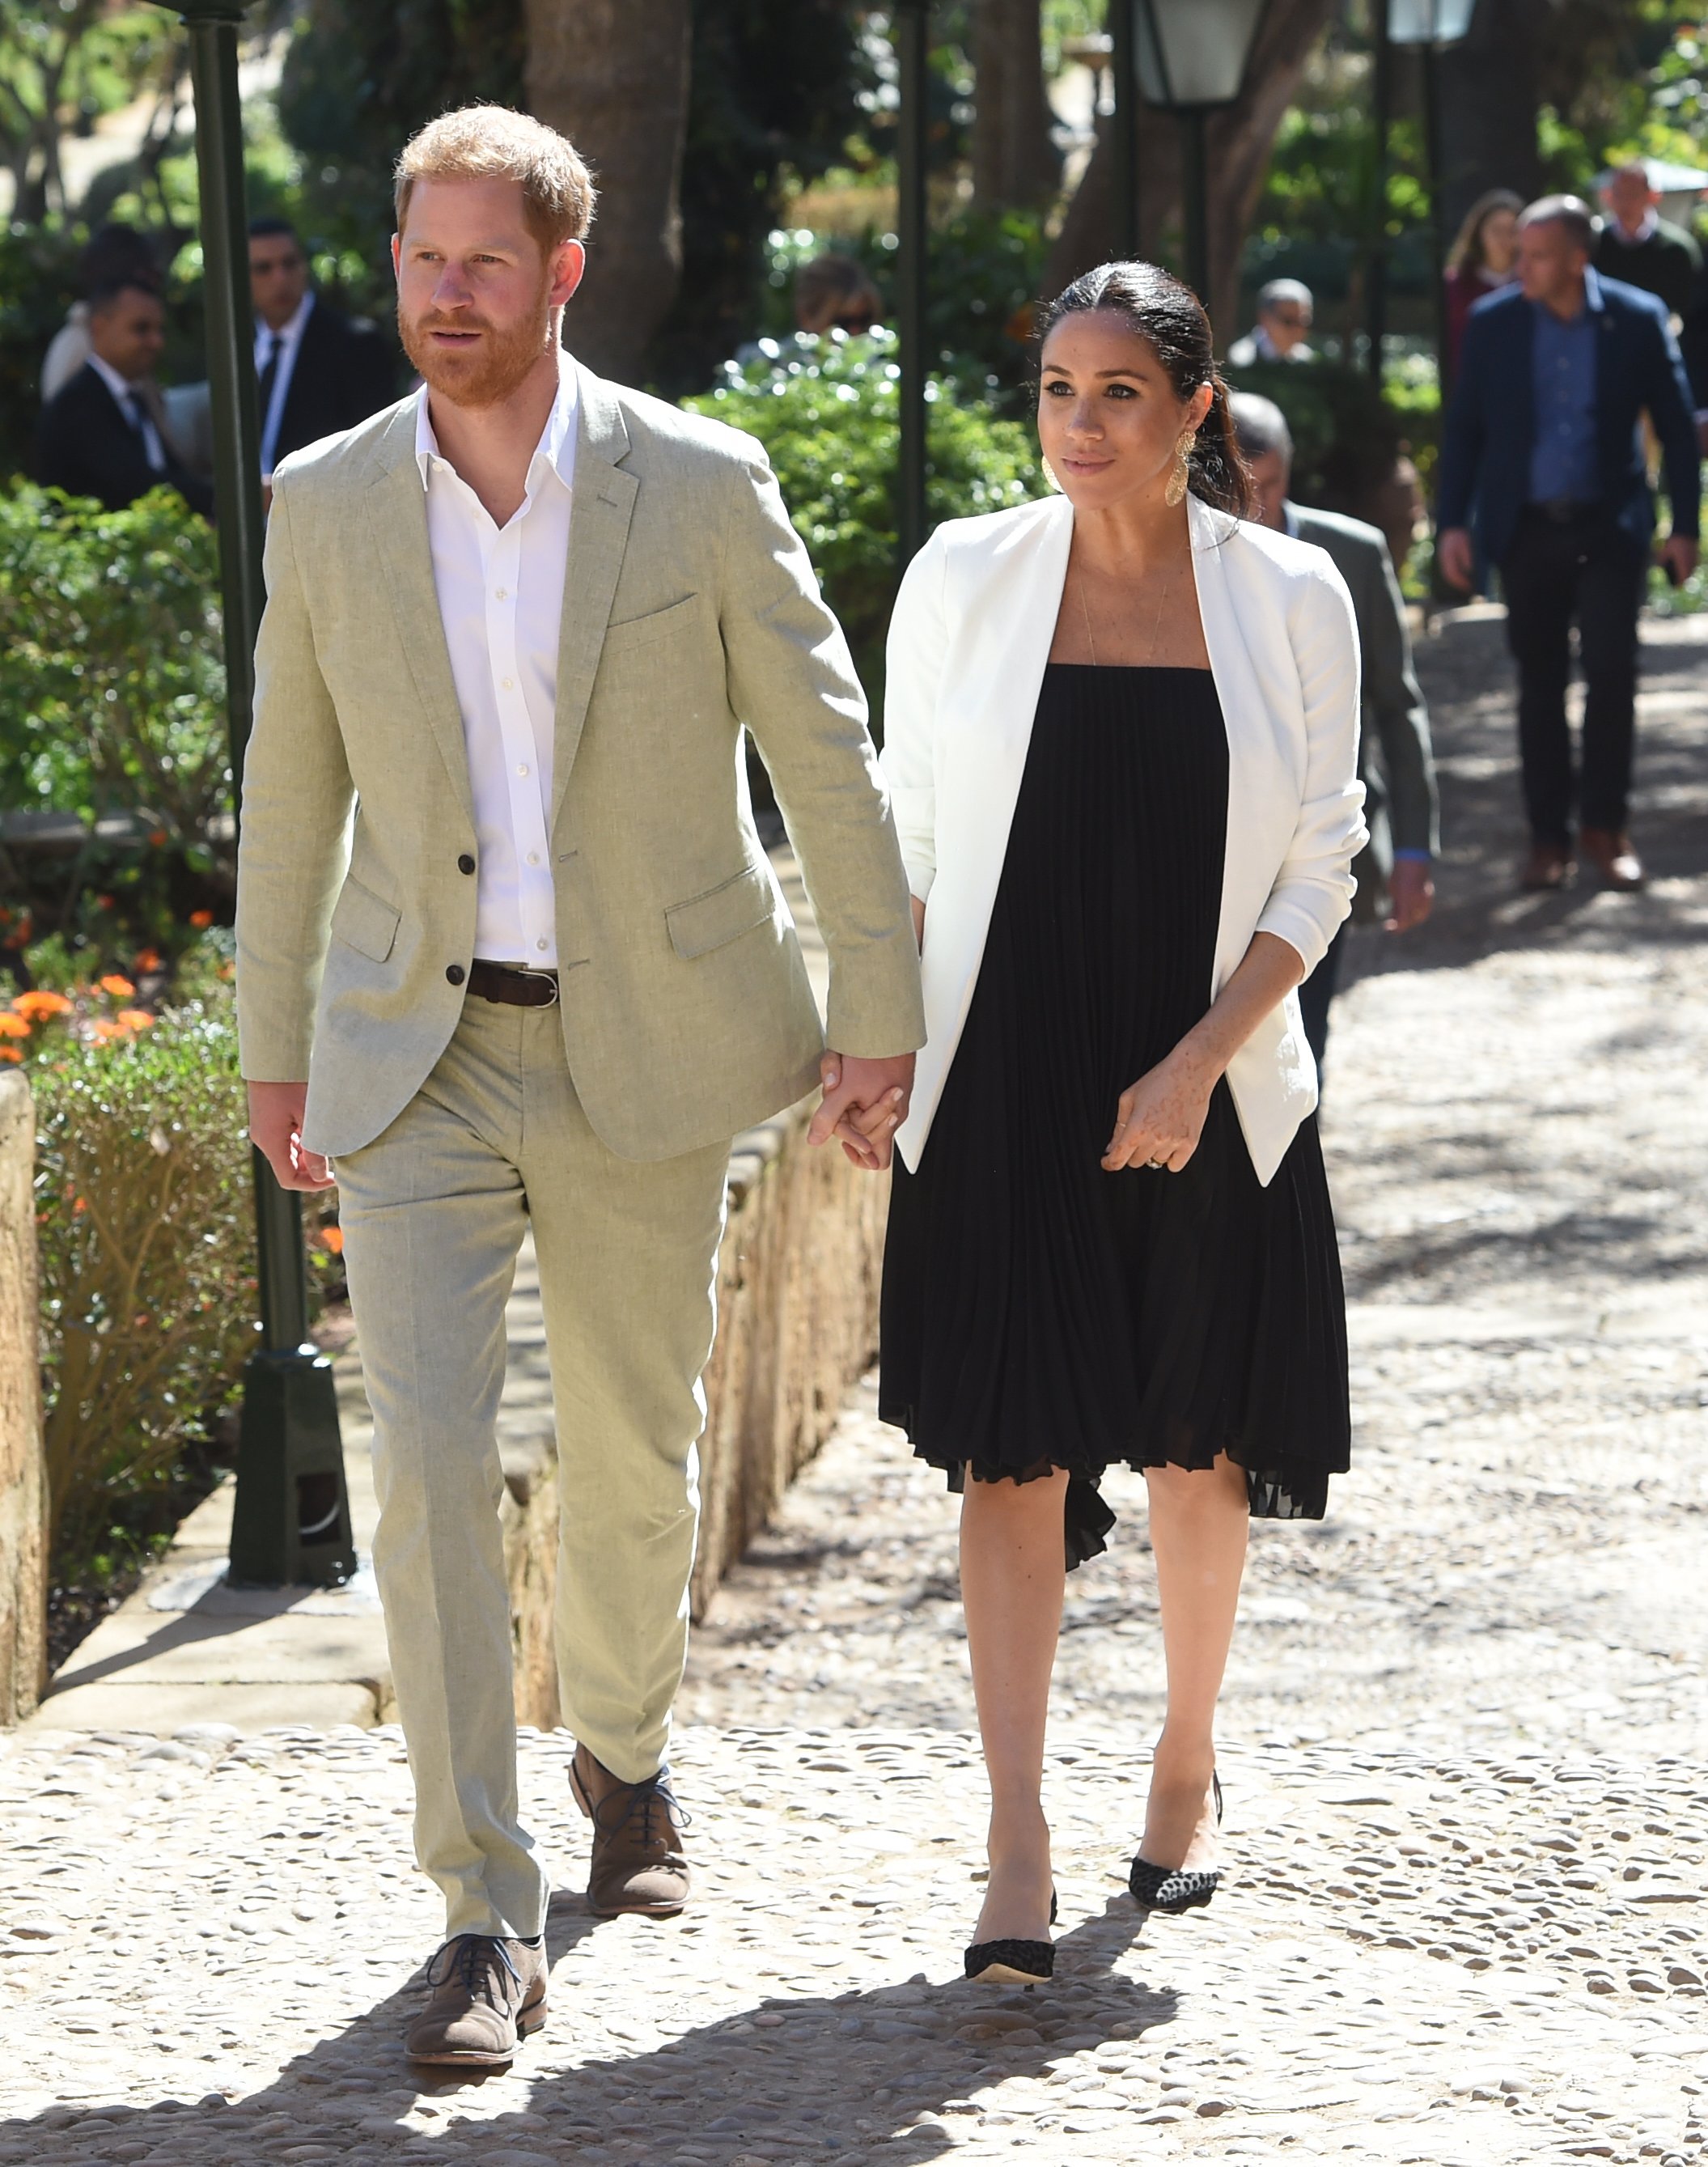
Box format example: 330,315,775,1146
0,220,84,485
1224,357,1419,515
32,1000,256,1562
0,2,182,224
684,327,1049,697
0,483,227,839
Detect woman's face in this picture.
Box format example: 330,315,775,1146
1481,207,1519,274
1037,309,1211,514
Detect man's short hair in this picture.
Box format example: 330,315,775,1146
248,215,303,249
1519,194,1597,255
394,106,596,253
1228,392,1294,466
1258,278,1313,315
87,277,163,317
1608,159,1655,189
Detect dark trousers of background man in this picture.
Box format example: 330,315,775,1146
1498,504,1649,847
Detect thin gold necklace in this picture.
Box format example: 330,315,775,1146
1076,555,1173,668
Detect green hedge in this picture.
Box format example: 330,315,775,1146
684,328,1049,701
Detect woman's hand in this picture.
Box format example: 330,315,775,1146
1103,1045,1216,1173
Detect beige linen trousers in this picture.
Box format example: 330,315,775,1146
235,363,925,1940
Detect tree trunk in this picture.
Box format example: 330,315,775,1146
1434,0,1542,240
1046,0,1333,346
972,0,1059,210
523,0,693,384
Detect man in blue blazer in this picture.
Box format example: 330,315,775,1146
1437,194,1698,893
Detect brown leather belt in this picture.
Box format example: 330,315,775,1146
468,960,560,1008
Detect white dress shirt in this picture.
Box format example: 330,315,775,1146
87,351,166,472
255,291,314,477
416,348,576,967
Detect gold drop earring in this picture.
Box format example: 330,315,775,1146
1164,427,1197,509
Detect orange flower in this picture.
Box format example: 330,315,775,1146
0,1014,28,1039
189,910,214,930
91,1020,129,1041
149,829,167,847
116,1009,155,1031
317,1226,345,1256
11,990,71,1019
0,1045,19,1065
135,948,163,973
99,974,135,999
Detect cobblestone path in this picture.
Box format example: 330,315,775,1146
5,611,1707,2164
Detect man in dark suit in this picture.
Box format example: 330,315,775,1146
249,217,397,476
1438,194,1698,893
33,278,214,518
1231,392,1439,1071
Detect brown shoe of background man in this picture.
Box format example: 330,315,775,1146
405,1935,548,2067
1521,840,1577,892
571,1745,691,1917
1579,827,1646,889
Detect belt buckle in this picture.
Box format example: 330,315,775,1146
514,966,560,1008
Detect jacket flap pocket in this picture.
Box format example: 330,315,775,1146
329,876,401,963
665,863,774,961
602,591,702,658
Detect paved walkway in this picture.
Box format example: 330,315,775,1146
4,609,1707,2164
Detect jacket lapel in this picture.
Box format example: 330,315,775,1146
364,405,477,823
551,363,638,829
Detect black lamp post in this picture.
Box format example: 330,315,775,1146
153,0,353,1588
1382,0,1477,393
1131,0,1269,307
894,0,930,566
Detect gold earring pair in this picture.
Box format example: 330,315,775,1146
1164,427,1197,508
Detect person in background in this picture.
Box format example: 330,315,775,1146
1231,393,1437,1073
1226,278,1316,368
1445,189,1522,375
34,277,214,518
793,252,883,337
1437,195,1698,894
1594,160,1700,321
248,216,397,481
40,224,161,402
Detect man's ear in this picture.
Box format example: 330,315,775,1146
551,240,587,312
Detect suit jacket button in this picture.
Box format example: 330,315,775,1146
446,964,466,986
457,854,476,875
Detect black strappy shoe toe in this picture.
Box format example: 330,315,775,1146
964,1888,1057,1984
1129,1774,1223,1916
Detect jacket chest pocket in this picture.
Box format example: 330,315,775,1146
330,875,401,962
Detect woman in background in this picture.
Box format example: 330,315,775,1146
1445,189,1523,374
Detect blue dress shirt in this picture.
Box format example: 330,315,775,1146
1528,268,1602,506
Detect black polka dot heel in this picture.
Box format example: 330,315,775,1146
1129,1774,1223,1915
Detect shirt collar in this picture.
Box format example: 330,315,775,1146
87,352,142,407
1612,209,1659,245
1536,265,1604,326
415,344,579,496
257,290,314,352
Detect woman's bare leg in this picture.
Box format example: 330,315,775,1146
960,1468,1068,1941
1140,1453,1249,1869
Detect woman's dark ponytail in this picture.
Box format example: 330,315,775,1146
1035,261,1254,521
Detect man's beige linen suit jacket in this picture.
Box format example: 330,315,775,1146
235,360,926,1162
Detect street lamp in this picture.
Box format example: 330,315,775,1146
151,0,354,1587
1131,0,1269,305
1380,0,1478,392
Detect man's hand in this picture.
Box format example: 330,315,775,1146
1436,526,1475,593
808,1051,915,1172
1659,532,1699,587
248,1080,335,1192
1385,858,1435,933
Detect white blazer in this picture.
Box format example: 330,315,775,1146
880,490,1368,1185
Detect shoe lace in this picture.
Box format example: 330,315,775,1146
426,1934,522,2004
591,1768,691,1851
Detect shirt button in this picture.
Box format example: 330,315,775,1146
446,964,466,986
495,587,508,600
536,939,549,952
526,851,540,867
516,763,529,778
502,676,514,690
457,853,476,875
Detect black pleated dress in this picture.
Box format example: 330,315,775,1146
879,664,1351,1567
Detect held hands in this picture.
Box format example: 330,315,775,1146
1104,1045,1215,1175
248,1080,336,1193
808,1050,916,1172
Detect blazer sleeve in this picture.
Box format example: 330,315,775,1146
1642,307,1702,541
1256,560,1368,973
878,528,949,905
718,443,926,1059
1435,312,1490,532
234,477,356,1080
1360,533,1439,857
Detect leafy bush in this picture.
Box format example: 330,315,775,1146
683,327,1049,699
1223,357,1427,519
31,1000,258,1563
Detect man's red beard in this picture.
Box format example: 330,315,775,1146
398,288,553,409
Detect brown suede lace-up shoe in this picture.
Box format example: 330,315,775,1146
570,1745,691,1918
1579,827,1646,890
405,1934,548,2067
